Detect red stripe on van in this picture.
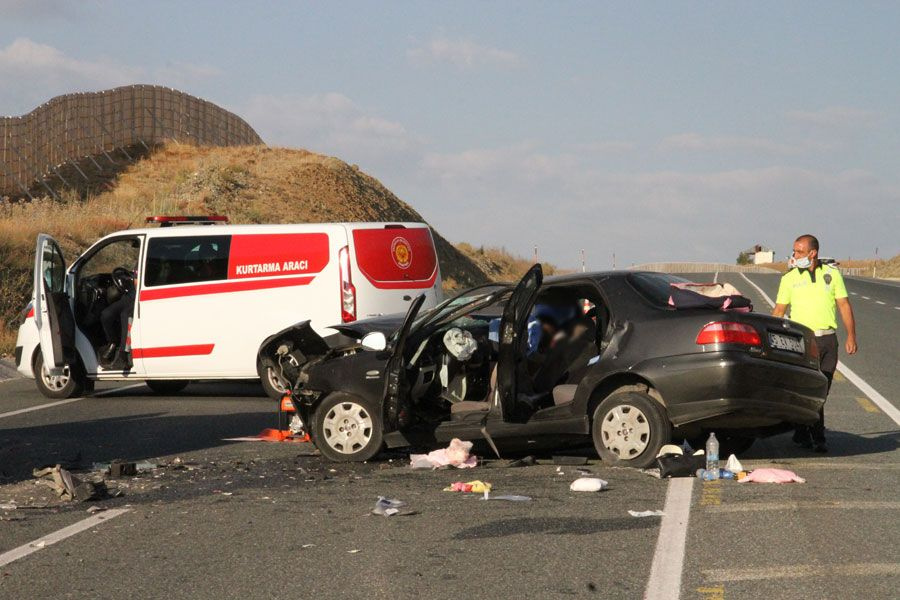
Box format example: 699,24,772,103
132,344,214,359
352,228,439,290
26,307,34,319
139,275,315,301
227,233,330,280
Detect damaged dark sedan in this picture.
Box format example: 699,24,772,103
258,266,828,468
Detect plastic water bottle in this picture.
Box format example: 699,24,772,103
705,433,720,480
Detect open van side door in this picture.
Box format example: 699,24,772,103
33,234,70,374
495,264,543,421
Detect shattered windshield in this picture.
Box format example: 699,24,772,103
410,283,508,331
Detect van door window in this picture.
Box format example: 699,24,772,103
145,236,231,287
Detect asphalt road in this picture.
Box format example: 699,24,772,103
0,273,897,599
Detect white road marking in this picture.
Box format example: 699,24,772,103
862,296,871,300
0,398,83,419
739,272,900,426
0,508,130,567
850,292,858,295
875,300,886,305
702,563,900,582
705,500,900,513
0,383,148,420
838,361,900,427
644,477,694,600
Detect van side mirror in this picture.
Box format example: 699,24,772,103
361,331,387,351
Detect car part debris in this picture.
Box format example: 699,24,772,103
628,510,664,517
505,456,536,468
32,465,102,502
110,461,137,478
569,477,608,492
444,480,492,494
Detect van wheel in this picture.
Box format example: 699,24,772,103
145,380,189,394
259,364,289,400
592,391,671,469
313,394,383,462
34,352,85,399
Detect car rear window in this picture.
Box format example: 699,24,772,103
626,272,691,306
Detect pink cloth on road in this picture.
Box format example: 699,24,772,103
738,468,805,483
410,438,477,469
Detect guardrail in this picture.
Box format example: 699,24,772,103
629,262,780,274
1,85,263,199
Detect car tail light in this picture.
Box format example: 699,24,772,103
338,246,356,323
696,322,761,346
809,339,819,359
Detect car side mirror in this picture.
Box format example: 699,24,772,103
361,331,387,351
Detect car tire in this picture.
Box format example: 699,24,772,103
312,393,383,462
34,351,86,399
145,380,189,394
592,390,671,469
259,363,289,400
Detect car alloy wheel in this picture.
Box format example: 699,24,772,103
41,362,71,392
600,404,651,459
322,401,374,455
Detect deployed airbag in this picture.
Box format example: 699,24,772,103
443,327,478,361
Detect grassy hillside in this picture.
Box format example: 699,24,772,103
0,144,553,354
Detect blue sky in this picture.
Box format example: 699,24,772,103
2,1,898,267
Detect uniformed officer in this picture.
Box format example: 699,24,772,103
772,234,858,452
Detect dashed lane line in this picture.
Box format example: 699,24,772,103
702,563,900,583
0,383,148,420
0,508,131,567
862,296,871,300
738,272,900,427
876,300,886,305
644,477,694,600
856,396,881,413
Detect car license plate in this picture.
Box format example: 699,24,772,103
768,332,804,353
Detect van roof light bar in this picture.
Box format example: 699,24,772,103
146,215,229,227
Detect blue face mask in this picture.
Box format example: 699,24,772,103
794,256,811,269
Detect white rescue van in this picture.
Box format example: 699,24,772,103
15,217,443,399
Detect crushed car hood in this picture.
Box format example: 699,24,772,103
330,314,409,339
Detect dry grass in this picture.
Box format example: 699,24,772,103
767,256,899,277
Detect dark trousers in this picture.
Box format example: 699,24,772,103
798,333,838,442
100,290,135,348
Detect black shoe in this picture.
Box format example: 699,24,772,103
813,441,828,453
100,343,117,363
792,429,813,450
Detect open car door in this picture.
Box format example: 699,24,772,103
33,234,70,374
495,264,543,421
383,294,427,417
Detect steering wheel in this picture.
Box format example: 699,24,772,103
111,267,134,294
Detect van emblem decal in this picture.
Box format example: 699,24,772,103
391,237,412,269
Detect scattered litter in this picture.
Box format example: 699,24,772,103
444,480,492,494
301,544,315,549
110,461,137,478
725,454,743,473
410,438,477,469
575,467,593,475
639,468,662,479
696,468,734,481
221,492,233,496
569,477,608,492
33,465,108,502
136,461,157,472
0,503,16,510
657,451,705,478
31,541,46,549
222,429,310,443
657,444,684,457
347,549,361,554
739,468,805,484
553,455,588,466
505,456,536,468
628,510,665,518
86,506,106,514
483,494,532,502
372,496,408,516
555,466,565,475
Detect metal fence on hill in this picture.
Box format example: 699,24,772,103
0,85,264,199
